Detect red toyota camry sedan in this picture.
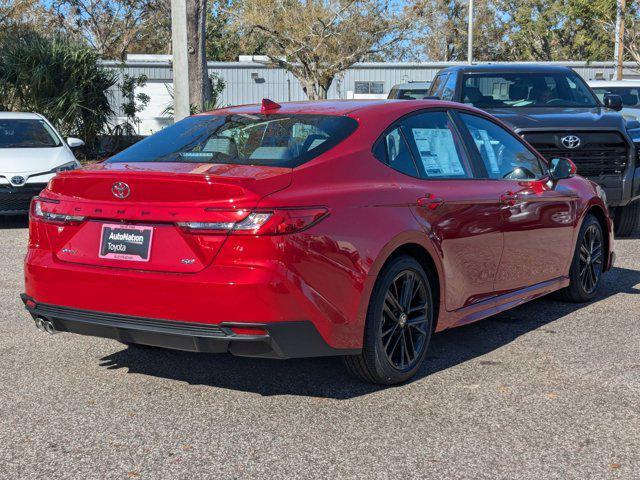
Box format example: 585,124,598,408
22,99,614,384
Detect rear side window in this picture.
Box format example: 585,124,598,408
374,111,472,179
107,114,358,168
401,112,471,179
373,126,419,177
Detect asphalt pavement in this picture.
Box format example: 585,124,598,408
0,215,638,479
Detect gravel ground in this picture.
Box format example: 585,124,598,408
0,216,638,479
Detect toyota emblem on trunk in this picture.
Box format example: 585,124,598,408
561,135,581,149
111,182,130,199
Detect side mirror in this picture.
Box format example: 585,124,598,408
604,94,623,112
549,157,577,180
66,137,85,148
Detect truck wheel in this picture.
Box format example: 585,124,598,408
614,200,640,237
343,255,433,385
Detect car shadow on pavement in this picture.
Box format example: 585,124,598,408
0,215,29,229
98,265,640,399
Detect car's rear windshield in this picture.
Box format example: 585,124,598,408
461,72,599,109
396,89,430,100
592,86,640,107
0,119,61,148
107,113,359,168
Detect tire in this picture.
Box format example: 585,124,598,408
614,200,640,237
343,255,434,385
556,214,605,303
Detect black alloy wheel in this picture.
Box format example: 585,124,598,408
343,255,434,385
578,223,603,295
557,214,605,303
380,270,430,371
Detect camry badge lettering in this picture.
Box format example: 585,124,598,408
181,258,196,265
111,182,130,199
561,135,581,149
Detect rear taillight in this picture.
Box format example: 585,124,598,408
177,207,328,236
30,197,85,225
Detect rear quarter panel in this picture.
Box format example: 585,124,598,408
256,129,444,348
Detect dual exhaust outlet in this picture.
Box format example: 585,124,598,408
34,317,58,335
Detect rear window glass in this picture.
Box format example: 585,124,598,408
396,89,430,100
107,114,359,168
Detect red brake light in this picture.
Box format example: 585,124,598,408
252,207,329,235
30,197,85,225
177,207,329,236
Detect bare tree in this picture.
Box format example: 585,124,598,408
0,0,57,28
232,0,406,100
407,0,503,62
622,4,640,69
50,0,160,59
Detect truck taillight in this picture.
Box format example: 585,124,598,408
177,207,329,236
30,197,85,225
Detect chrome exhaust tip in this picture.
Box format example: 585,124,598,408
35,317,46,332
35,317,58,334
42,319,58,335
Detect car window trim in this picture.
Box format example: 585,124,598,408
451,109,550,181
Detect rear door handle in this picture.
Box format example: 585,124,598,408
499,191,518,206
417,194,444,210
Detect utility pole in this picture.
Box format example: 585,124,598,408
468,0,474,65
171,0,190,121
614,0,626,81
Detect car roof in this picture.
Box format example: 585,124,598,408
0,112,44,120
437,63,576,75
205,99,470,118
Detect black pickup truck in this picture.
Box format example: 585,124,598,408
428,64,640,236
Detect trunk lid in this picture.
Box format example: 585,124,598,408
41,162,292,273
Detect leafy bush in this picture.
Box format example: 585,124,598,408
0,28,117,157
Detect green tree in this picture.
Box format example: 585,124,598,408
0,29,117,154
497,0,616,61
49,0,162,60
206,0,266,60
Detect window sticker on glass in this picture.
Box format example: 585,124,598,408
411,128,466,177
477,129,500,174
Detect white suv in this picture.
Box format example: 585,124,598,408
0,112,82,214
588,80,640,122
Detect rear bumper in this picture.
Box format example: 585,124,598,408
21,295,359,359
